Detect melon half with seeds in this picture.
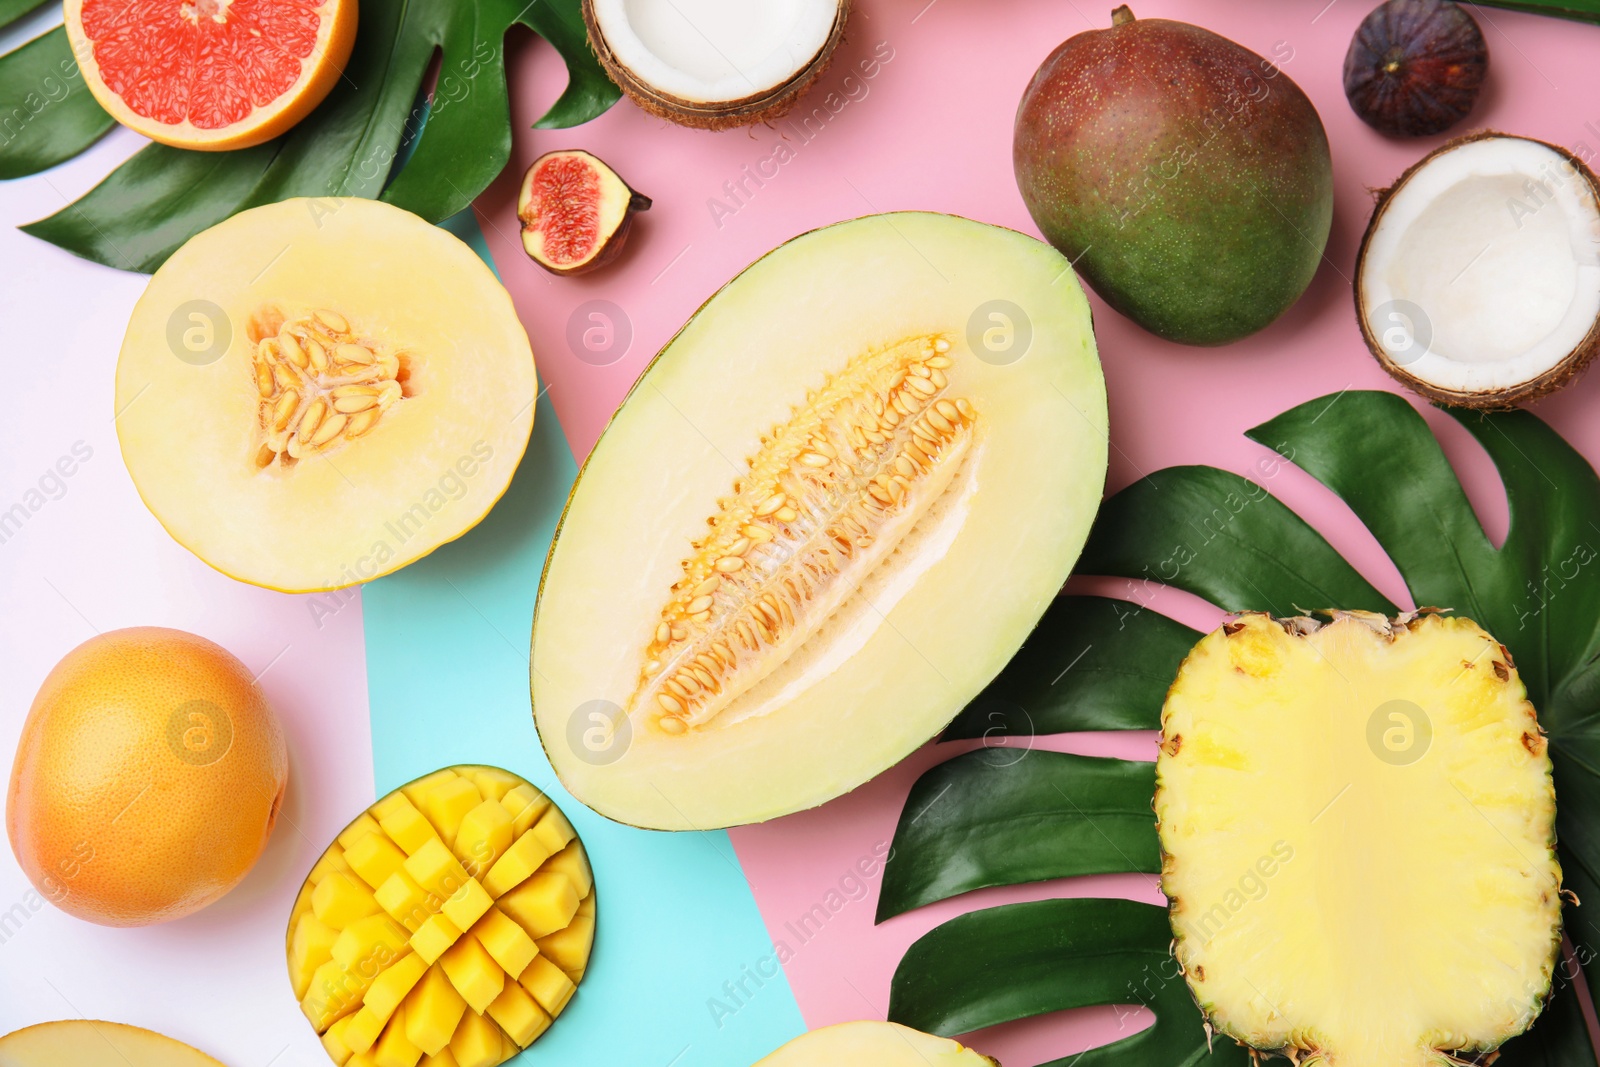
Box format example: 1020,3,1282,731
115,197,537,593
532,212,1106,829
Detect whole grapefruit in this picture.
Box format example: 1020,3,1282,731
7,627,288,926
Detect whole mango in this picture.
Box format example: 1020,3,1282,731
1015,7,1333,345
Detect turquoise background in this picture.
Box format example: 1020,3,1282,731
360,213,806,1065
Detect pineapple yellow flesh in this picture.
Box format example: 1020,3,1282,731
1157,612,1561,1067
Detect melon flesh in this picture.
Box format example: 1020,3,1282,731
0,1020,225,1066
115,198,537,593
755,1021,994,1066
532,212,1106,829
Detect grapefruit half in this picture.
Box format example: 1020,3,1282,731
64,0,356,151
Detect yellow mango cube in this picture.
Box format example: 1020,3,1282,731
380,796,442,856
449,1010,503,1067
323,1014,357,1065
371,790,413,821
498,872,578,939
536,905,594,983
420,1052,460,1067
470,907,538,978
543,840,594,898
332,914,409,971
500,784,549,836
519,954,576,1017
440,877,493,932
529,807,575,857
372,1004,424,1067
422,776,482,843
313,871,382,928
338,813,383,849
347,831,410,891
453,799,514,876
343,1006,385,1055
470,767,521,801
309,847,356,885
404,838,472,900
400,768,458,805
481,829,552,899
439,933,504,1014
376,870,437,933
410,913,463,965
349,1056,379,1067
365,951,428,1024
290,914,340,1000
487,981,550,1048
403,964,468,1056
303,958,371,1031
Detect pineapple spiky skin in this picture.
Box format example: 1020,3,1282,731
1156,611,1562,1067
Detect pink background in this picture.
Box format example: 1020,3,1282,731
477,1,1600,1062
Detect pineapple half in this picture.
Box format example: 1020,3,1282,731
1156,610,1562,1067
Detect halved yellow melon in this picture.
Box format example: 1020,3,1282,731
288,765,594,1067
0,1020,226,1065
755,1021,996,1065
532,212,1106,829
115,198,537,593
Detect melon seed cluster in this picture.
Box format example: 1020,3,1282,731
288,765,595,1067
630,335,976,735
253,308,405,469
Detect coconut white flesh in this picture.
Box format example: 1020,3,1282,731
531,213,1106,830
591,0,838,104
1361,136,1600,395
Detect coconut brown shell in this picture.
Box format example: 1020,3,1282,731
581,0,851,131
1354,129,1600,410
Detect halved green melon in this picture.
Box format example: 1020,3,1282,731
116,197,537,593
531,212,1105,829
755,1021,996,1066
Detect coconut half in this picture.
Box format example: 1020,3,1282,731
1355,131,1600,408
582,0,849,130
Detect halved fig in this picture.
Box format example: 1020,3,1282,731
581,0,849,130
517,150,650,276
1355,132,1600,408
755,1022,996,1066
531,213,1107,830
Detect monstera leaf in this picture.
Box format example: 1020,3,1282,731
1475,0,1600,21
0,0,619,271
881,391,1600,1067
